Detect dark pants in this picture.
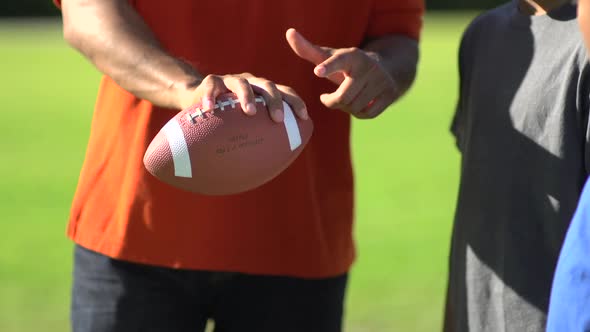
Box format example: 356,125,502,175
71,245,348,332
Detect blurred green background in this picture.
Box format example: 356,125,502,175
0,3,482,332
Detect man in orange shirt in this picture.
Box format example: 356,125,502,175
57,0,424,331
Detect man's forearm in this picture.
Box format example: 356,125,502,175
61,0,202,110
363,35,419,95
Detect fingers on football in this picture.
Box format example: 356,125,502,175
250,80,285,123
278,85,309,120
223,76,257,116
196,75,227,110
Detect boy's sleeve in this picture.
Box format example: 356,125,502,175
53,0,61,8
367,0,425,40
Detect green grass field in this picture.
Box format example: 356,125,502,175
0,13,477,332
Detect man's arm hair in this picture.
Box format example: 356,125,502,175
363,35,419,96
61,0,202,109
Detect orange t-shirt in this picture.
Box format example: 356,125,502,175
56,0,424,278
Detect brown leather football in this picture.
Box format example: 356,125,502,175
143,93,314,195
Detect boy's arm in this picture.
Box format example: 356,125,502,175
451,37,467,152
450,23,478,152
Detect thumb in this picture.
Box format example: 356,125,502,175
286,28,332,65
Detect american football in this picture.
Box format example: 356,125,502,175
143,93,314,195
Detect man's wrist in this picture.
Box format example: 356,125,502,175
363,35,418,94
164,58,203,110
172,76,202,110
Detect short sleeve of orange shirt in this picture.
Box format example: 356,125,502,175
368,0,424,39
53,0,424,278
